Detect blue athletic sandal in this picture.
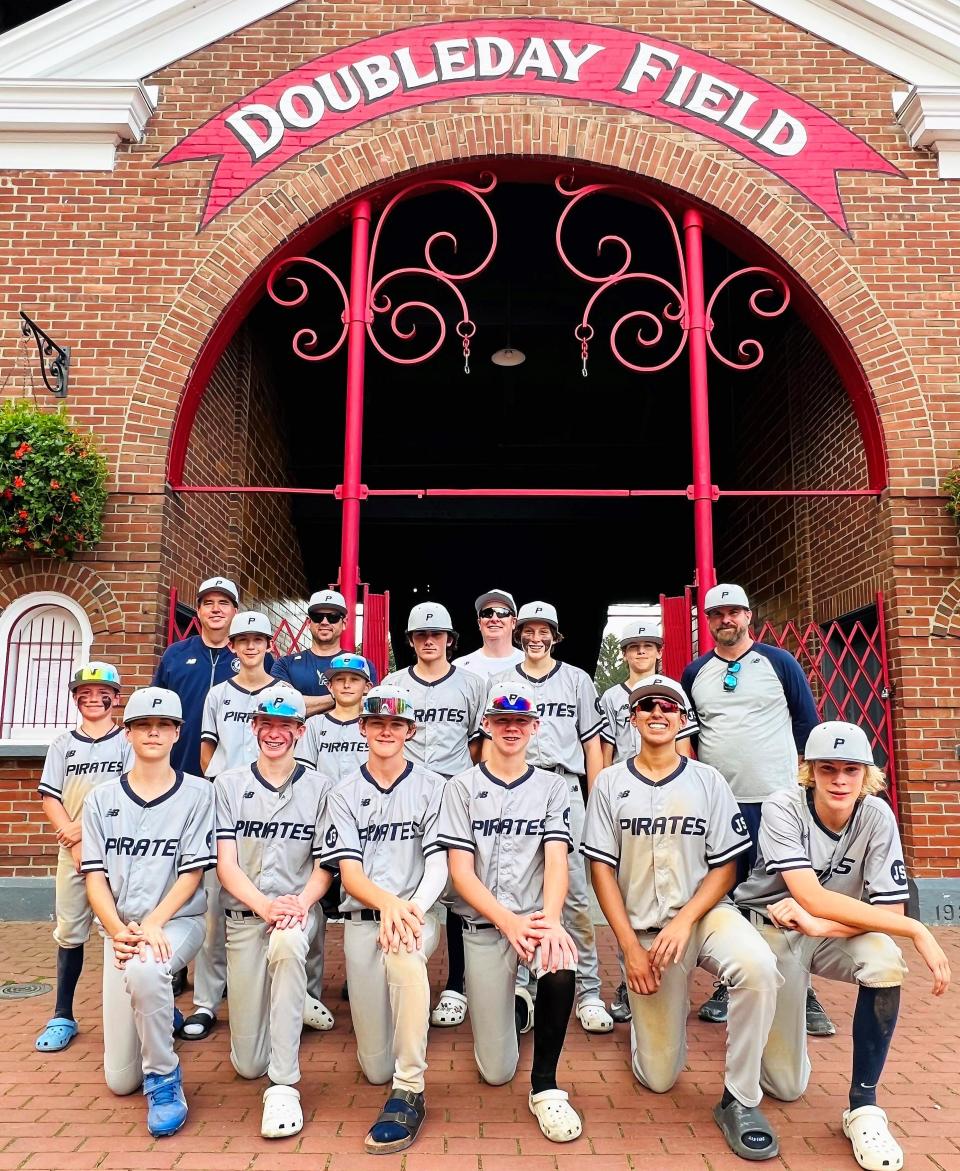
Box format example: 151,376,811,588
35,1017,78,1052
364,1089,425,1154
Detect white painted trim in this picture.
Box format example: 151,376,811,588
747,0,960,84
0,0,298,81
895,84,960,175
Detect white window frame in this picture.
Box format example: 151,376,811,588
0,591,93,750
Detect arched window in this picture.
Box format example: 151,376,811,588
0,593,93,742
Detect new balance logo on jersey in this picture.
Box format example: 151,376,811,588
106,808,120,817
477,791,489,799
471,817,546,837
66,749,76,759
618,791,631,800
105,837,179,857
620,815,707,837
243,791,255,799
360,798,371,807
414,707,466,724
359,820,420,844
234,819,315,841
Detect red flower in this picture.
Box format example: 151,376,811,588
75,532,84,541
16,525,27,534
79,450,87,458
13,442,31,459
2,489,11,501
70,492,81,503
13,476,24,488
17,509,28,520
49,479,60,489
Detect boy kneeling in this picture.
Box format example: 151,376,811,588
81,687,215,1137
320,684,448,1154
215,686,333,1139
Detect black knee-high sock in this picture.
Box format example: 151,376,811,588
445,912,465,995
54,945,85,1020
531,969,575,1095
849,985,900,1111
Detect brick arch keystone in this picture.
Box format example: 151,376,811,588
117,108,936,492
0,561,124,635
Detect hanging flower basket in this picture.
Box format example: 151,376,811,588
0,401,108,559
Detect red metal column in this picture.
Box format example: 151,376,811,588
339,197,373,651
683,208,716,649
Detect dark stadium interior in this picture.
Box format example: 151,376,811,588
245,175,804,670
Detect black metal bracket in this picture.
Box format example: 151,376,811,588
19,311,70,399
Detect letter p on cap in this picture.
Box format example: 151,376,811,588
833,737,846,749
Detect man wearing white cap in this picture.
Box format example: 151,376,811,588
271,588,378,717
583,674,782,1163
680,583,828,1034
451,589,524,679
153,576,241,776
492,601,612,1034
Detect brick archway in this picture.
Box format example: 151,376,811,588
116,108,931,491
0,561,124,636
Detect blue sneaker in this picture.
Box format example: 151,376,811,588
144,1065,188,1137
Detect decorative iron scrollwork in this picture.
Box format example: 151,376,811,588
704,268,790,370
18,312,70,398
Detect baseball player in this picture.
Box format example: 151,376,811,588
736,721,951,1171
181,611,277,1041
295,652,372,781
215,686,334,1139
598,620,693,1023
582,675,783,1162
152,576,241,775
451,589,523,678
382,601,485,1029
271,589,378,717
319,685,448,1154
81,687,216,1138
491,601,613,1033
35,662,133,1053
681,583,828,1034
437,681,582,1143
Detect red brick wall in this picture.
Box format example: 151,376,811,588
0,758,54,877
0,0,958,876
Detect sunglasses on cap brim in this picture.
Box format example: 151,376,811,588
631,695,684,715
362,696,413,718
487,694,536,715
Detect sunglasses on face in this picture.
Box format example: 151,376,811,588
632,696,684,716
723,660,742,692
310,612,343,625
489,694,534,713
479,607,513,620
362,695,412,718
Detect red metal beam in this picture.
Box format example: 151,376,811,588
172,484,881,498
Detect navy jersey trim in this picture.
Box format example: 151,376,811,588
581,843,619,867
37,785,64,801
251,761,305,794
360,760,413,794
323,713,362,728
516,662,563,684
407,665,456,688
436,834,476,853
70,725,125,746
226,679,274,697
80,859,106,874
120,770,186,809
479,762,535,791
626,757,688,788
707,839,751,866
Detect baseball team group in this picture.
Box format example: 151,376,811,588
33,577,951,1168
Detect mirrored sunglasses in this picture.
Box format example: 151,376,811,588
489,694,534,713
479,607,513,619
362,695,413,718
632,696,684,715
723,660,742,692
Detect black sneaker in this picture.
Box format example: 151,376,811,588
805,987,836,1036
698,982,728,1023
610,981,632,1023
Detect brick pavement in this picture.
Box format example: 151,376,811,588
0,921,956,1170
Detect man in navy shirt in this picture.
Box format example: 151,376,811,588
271,588,378,715
681,582,831,1035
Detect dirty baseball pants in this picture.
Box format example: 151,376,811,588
344,913,440,1094
627,904,781,1108
465,925,577,1086
517,770,601,1007
224,910,317,1086
753,917,907,1102
101,914,206,1095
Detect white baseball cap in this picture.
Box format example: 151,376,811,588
361,685,417,723
804,721,875,765
229,611,273,639
475,589,516,615
407,602,457,638
703,583,750,612
308,589,347,617
255,686,307,724
619,620,663,649
628,675,689,712
197,576,239,606
124,687,183,726
516,601,559,631
484,679,539,719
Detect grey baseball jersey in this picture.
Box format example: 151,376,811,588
581,757,751,929
81,772,215,922
451,647,523,678
436,762,573,924
200,680,275,776
214,762,331,911
735,787,909,913
38,726,134,820
381,665,485,776
491,662,607,774
294,713,369,782
319,761,445,912
599,679,698,762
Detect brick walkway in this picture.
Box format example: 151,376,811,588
0,921,957,1170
